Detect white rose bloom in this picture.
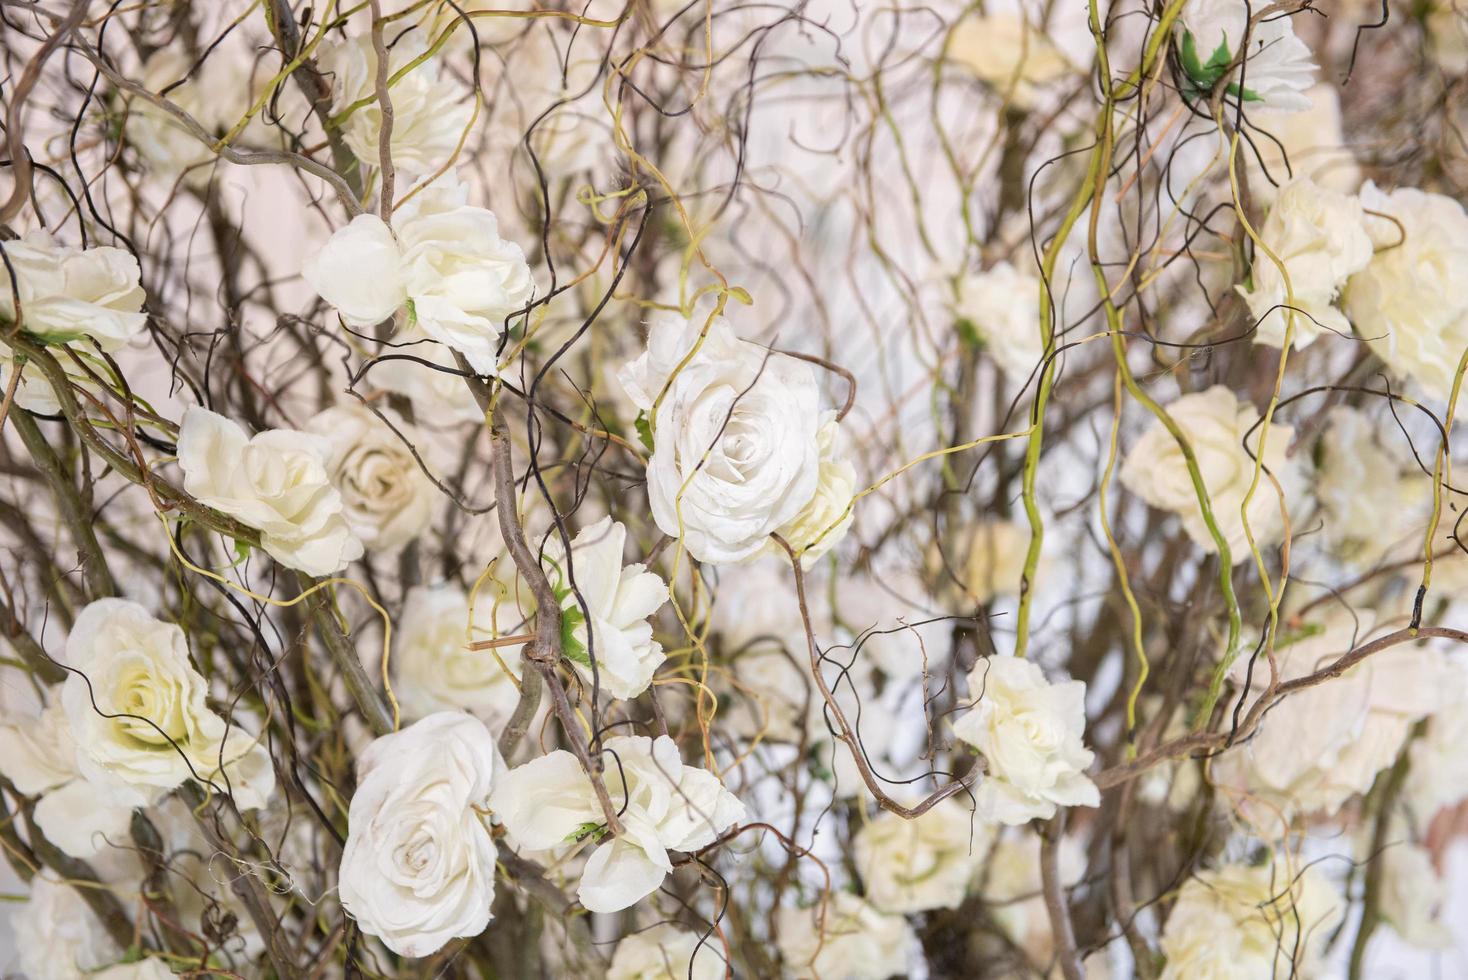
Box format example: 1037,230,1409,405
305,404,434,552
1246,85,1359,202
1212,605,1455,829
947,14,1073,109
1176,0,1316,112
394,584,523,725
0,693,135,858
1241,178,1372,349
955,262,1044,381
303,175,535,375
491,734,745,913
608,923,728,980
953,656,1099,824
776,891,916,980
1158,862,1343,979
177,407,364,576
853,798,992,913
617,302,823,563
1119,385,1298,561
1406,692,1468,819
94,961,176,980
128,47,252,177
1380,840,1453,949
321,34,474,176
958,519,1031,605
14,873,126,980
1314,406,1429,568
1345,182,1468,404
0,345,64,414
1427,0,1468,74
544,516,670,699
339,711,498,957
0,233,146,350
60,599,275,812
763,415,857,567
374,334,485,424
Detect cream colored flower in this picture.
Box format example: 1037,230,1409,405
544,516,670,700
1158,862,1343,979
0,693,134,858
1405,685,1468,818
954,262,1044,380
1213,605,1455,830
304,175,535,375
608,923,728,980
947,13,1073,108
1241,178,1372,348
305,404,434,552
339,711,498,957
853,798,992,913
127,47,253,178
959,519,1031,605
953,656,1099,824
177,407,364,576
776,891,916,980
0,233,146,350
1313,406,1429,568
14,873,127,980
492,734,745,913
373,334,484,423
1120,385,1298,561
321,34,473,176
1177,0,1316,112
764,415,856,567
1345,182,1468,404
1427,0,1468,74
59,599,275,812
1246,85,1359,202
393,584,523,725
1380,840,1453,949
618,301,824,564
982,832,1087,966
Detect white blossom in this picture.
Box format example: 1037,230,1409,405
491,734,745,912
1176,0,1316,112
393,584,523,725
853,798,992,913
608,923,728,980
954,262,1044,381
305,404,434,552
776,891,916,980
953,655,1099,824
0,233,146,350
338,711,498,957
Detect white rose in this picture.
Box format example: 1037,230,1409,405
0,692,135,858
1159,862,1342,979
1427,0,1468,74
0,233,146,350
127,47,254,178
763,415,856,567
853,798,993,913
321,34,474,176
608,923,728,980
1246,84,1359,203
304,174,535,375
177,406,364,576
373,334,485,424
60,599,275,811
947,13,1073,109
338,711,498,957
394,583,523,725
958,518,1031,606
1241,178,1372,348
1314,406,1429,568
1380,840,1453,949
955,262,1044,381
1176,0,1316,112
1405,683,1468,818
1119,385,1298,562
776,891,916,980
304,404,434,552
1345,182,1468,404
1213,605,1454,830
953,655,1099,824
14,873,126,980
491,734,745,913
617,301,823,563
544,516,670,699
0,345,64,414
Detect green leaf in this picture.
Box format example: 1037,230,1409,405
634,411,655,453
560,602,590,666
404,297,418,331
955,316,985,351
567,821,609,844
